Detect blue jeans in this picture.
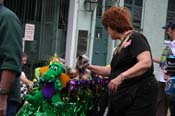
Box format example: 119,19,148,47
6,100,20,116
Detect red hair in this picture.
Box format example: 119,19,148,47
102,6,133,33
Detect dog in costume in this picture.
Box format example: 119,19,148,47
71,54,91,80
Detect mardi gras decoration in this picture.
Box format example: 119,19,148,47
60,76,109,116
25,62,65,106
17,76,109,116
16,54,109,116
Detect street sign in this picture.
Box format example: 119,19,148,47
24,24,35,41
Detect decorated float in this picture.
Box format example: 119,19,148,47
16,54,109,116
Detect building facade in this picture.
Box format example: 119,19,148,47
4,0,175,78
66,0,175,75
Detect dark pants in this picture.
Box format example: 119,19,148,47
6,100,20,116
107,77,159,116
156,82,169,116
90,91,108,116
168,95,175,116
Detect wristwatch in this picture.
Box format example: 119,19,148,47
0,88,9,95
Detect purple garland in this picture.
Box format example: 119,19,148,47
66,76,110,91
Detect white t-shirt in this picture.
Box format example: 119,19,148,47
170,40,175,55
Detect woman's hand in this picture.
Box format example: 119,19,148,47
108,74,125,93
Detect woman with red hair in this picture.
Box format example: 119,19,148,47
87,6,159,116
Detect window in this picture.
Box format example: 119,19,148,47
77,30,88,56
96,0,103,17
105,0,113,10
124,0,143,31
167,0,175,22
58,0,70,29
4,0,42,23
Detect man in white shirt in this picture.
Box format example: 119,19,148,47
153,19,175,116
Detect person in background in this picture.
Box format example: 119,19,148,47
20,53,33,85
18,53,33,109
0,0,23,116
86,6,159,116
159,20,175,116
153,56,169,116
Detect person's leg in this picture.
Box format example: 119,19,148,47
168,95,175,116
156,82,168,116
164,86,169,115
6,100,20,116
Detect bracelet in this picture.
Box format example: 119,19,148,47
0,88,9,95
